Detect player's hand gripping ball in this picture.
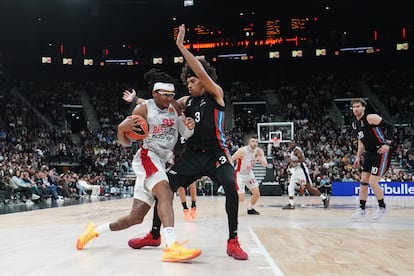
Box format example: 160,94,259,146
125,115,149,141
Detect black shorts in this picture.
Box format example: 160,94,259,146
361,151,390,176
167,147,233,191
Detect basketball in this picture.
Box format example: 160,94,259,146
125,114,149,141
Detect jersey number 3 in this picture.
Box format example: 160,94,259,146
194,112,201,123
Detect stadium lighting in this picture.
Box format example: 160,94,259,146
184,0,194,7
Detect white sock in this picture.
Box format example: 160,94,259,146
163,227,177,247
289,199,294,206
248,203,253,210
95,223,111,235
320,194,327,200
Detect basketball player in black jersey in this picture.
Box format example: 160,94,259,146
351,98,394,220
128,24,248,260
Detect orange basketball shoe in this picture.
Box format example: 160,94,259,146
183,209,192,221
76,222,99,250
190,207,197,220
162,241,201,262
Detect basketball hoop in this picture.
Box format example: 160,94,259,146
271,137,281,148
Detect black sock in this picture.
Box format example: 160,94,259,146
182,202,188,210
360,200,367,210
151,227,160,239
191,201,196,208
378,199,386,208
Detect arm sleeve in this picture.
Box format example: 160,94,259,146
177,117,194,139
379,119,394,140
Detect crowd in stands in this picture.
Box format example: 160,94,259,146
365,69,414,124
1,66,413,205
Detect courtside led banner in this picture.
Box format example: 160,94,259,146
332,182,414,196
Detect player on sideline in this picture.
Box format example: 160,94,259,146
350,98,394,220
128,24,248,260
231,136,268,215
76,69,201,262
282,140,329,210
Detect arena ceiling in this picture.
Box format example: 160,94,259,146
0,0,411,55
1,1,410,37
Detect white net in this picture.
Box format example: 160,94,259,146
271,137,281,148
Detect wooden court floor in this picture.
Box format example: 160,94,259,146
1,195,413,276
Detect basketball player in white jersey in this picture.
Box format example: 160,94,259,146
76,69,201,262
282,140,329,209
123,87,199,222
232,136,268,215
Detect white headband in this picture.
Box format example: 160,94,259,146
153,82,175,92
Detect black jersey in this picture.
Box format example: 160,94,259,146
184,93,228,151
355,113,387,152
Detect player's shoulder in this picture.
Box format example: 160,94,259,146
235,146,247,156
237,146,247,154
256,146,265,154
366,113,382,123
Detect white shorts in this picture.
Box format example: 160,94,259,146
132,148,168,206
289,164,312,186
235,171,259,194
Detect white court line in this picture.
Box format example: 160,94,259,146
248,226,285,276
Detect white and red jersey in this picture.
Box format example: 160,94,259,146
288,146,312,187
141,99,179,164
235,146,258,175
